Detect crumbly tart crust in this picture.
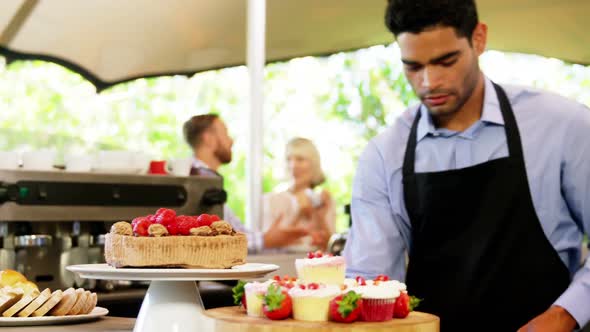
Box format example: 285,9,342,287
105,232,247,269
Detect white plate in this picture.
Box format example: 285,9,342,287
67,263,280,281
0,307,108,327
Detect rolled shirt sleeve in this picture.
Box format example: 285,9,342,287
343,140,411,281
553,103,590,328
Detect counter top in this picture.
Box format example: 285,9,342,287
8,317,135,332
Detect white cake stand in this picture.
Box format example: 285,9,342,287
67,263,279,332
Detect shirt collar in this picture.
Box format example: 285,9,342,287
192,158,222,178
192,158,210,169
416,77,504,141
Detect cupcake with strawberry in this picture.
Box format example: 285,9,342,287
244,280,275,317
288,283,341,322
295,251,346,285
329,290,363,323
351,277,402,322
262,283,292,320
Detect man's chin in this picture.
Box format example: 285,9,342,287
425,104,457,117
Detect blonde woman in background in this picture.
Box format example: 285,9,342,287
262,138,336,252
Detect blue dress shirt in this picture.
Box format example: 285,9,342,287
343,77,590,326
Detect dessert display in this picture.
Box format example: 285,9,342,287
0,270,97,318
295,251,345,285
104,208,247,269
231,252,422,324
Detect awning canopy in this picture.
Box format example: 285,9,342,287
1,0,589,91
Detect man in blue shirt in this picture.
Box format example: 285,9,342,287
343,1,590,331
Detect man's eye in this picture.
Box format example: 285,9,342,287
405,65,422,72
441,59,457,67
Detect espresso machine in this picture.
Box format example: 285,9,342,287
0,170,225,291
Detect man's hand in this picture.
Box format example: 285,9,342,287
517,306,577,332
263,215,309,249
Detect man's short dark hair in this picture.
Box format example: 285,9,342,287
183,114,219,148
385,0,479,40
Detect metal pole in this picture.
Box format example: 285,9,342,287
246,0,266,234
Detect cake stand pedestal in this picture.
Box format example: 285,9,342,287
67,263,279,332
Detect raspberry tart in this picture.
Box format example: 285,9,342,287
104,209,247,269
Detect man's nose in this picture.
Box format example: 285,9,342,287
421,66,442,90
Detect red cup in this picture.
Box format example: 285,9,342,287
149,160,167,174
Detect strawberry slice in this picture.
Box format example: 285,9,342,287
393,292,422,318
262,284,292,320
329,291,363,323
232,280,247,310
355,276,367,286
307,283,320,290
375,274,390,282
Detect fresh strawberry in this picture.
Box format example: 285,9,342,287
393,292,422,318
166,222,179,235
155,209,176,226
329,291,363,323
196,214,214,227
299,284,307,290
314,250,323,258
175,215,199,235
307,252,315,259
209,214,221,222
146,214,157,223
133,218,153,236
375,274,390,282
131,216,149,228
262,284,292,320
355,276,367,286
154,208,167,216
232,280,247,310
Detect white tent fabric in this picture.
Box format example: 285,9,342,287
1,0,589,232
1,0,589,91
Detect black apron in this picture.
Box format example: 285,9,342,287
402,83,571,331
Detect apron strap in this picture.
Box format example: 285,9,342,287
403,82,527,177
492,82,526,163
402,106,421,177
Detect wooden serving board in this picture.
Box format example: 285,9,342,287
205,306,439,332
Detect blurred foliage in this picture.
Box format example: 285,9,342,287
1,45,589,232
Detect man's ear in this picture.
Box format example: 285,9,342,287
471,22,487,56
201,130,217,149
